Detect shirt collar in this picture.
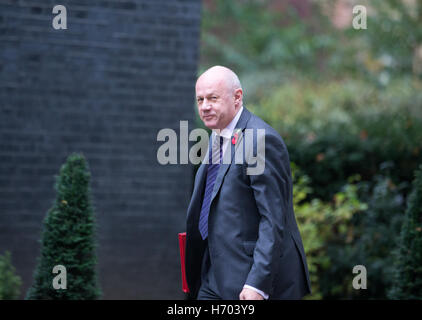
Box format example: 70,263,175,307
212,106,244,140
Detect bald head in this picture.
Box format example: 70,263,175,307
195,66,243,130
197,66,242,93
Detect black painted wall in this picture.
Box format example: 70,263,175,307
0,0,201,299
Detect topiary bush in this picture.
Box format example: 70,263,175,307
26,153,101,300
389,164,422,299
0,251,22,300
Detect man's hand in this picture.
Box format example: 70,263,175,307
239,287,264,300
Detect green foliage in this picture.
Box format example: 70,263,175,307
0,251,22,300
200,0,422,300
250,77,421,298
26,154,101,300
319,170,406,299
250,78,422,200
200,0,343,103
292,164,367,299
201,0,422,102
389,165,422,299
201,0,334,73
363,0,422,77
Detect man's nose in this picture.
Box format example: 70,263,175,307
202,99,212,110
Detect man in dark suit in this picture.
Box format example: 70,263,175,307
185,66,311,300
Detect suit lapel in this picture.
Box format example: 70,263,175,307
187,108,252,223
210,107,252,204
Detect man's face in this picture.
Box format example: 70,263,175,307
195,75,239,130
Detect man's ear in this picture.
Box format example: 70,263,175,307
234,88,243,107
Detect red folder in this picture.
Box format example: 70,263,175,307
178,232,190,293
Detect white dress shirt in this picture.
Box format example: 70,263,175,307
209,106,269,300
210,106,243,160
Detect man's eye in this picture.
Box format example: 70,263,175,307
197,98,203,103
211,96,217,100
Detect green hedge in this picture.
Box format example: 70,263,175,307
292,164,367,299
249,77,422,299
250,77,422,200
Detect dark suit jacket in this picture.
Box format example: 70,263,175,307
185,107,311,299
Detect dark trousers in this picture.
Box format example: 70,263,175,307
197,242,222,300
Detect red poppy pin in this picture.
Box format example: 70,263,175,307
231,129,241,145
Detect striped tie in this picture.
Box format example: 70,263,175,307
198,135,224,240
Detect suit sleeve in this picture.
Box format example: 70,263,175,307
245,131,291,296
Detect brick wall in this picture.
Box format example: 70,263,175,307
0,0,201,299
